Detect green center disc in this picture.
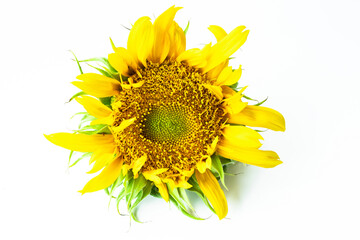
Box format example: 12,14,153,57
143,106,189,142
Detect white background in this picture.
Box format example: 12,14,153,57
1,0,359,239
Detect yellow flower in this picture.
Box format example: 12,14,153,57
45,6,285,220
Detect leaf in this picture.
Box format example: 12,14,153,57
69,50,83,74
211,154,228,190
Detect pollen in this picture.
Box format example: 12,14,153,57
111,61,226,179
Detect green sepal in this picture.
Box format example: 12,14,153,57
183,21,190,35
129,181,153,212
242,94,268,106
254,97,268,106
128,182,153,222
109,37,117,50
168,185,202,220
126,175,148,209
187,177,216,214
150,186,162,198
211,154,228,190
86,63,115,78
228,81,240,91
108,173,126,206
99,96,113,109
68,91,87,102
168,191,203,220
79,57,117,74
78,113,96,129
69,50,83,74
219,156,234,165
68,152,92,168
116,188,126,215
74,124,110,135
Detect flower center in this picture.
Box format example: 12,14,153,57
111,60,226,178
142,105,190,143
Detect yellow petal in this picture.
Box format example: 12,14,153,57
79,157,123,194
72,73,120,98
202,26,249,73
228,105,286,131
155,182,169,202
108,48,138,77
75,96,112,119
87,151,116,174
196,156,212,174
175,179,193,189
215,65,242,86
223,87,248,115
208,136,219,155
143,168,168,184
221,85,236,98
44,133,114,152
206,59,229,81
112,117,136,132
217,142,282,168
163,177,192,190
120,80,145,90
203,84,223,100
132,154,147,178
221,125,263,149
195,169,228,220
208,25,227,42
89,143,115,164
90,115,114,126
151,6,182,63
215,66,232,85
176,48,207,68
168,21,186,59
127,16,154,67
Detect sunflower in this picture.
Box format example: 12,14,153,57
45,6,285,220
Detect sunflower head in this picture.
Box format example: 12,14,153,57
45,6,285,221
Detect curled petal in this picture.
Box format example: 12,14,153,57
208,25,227,42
